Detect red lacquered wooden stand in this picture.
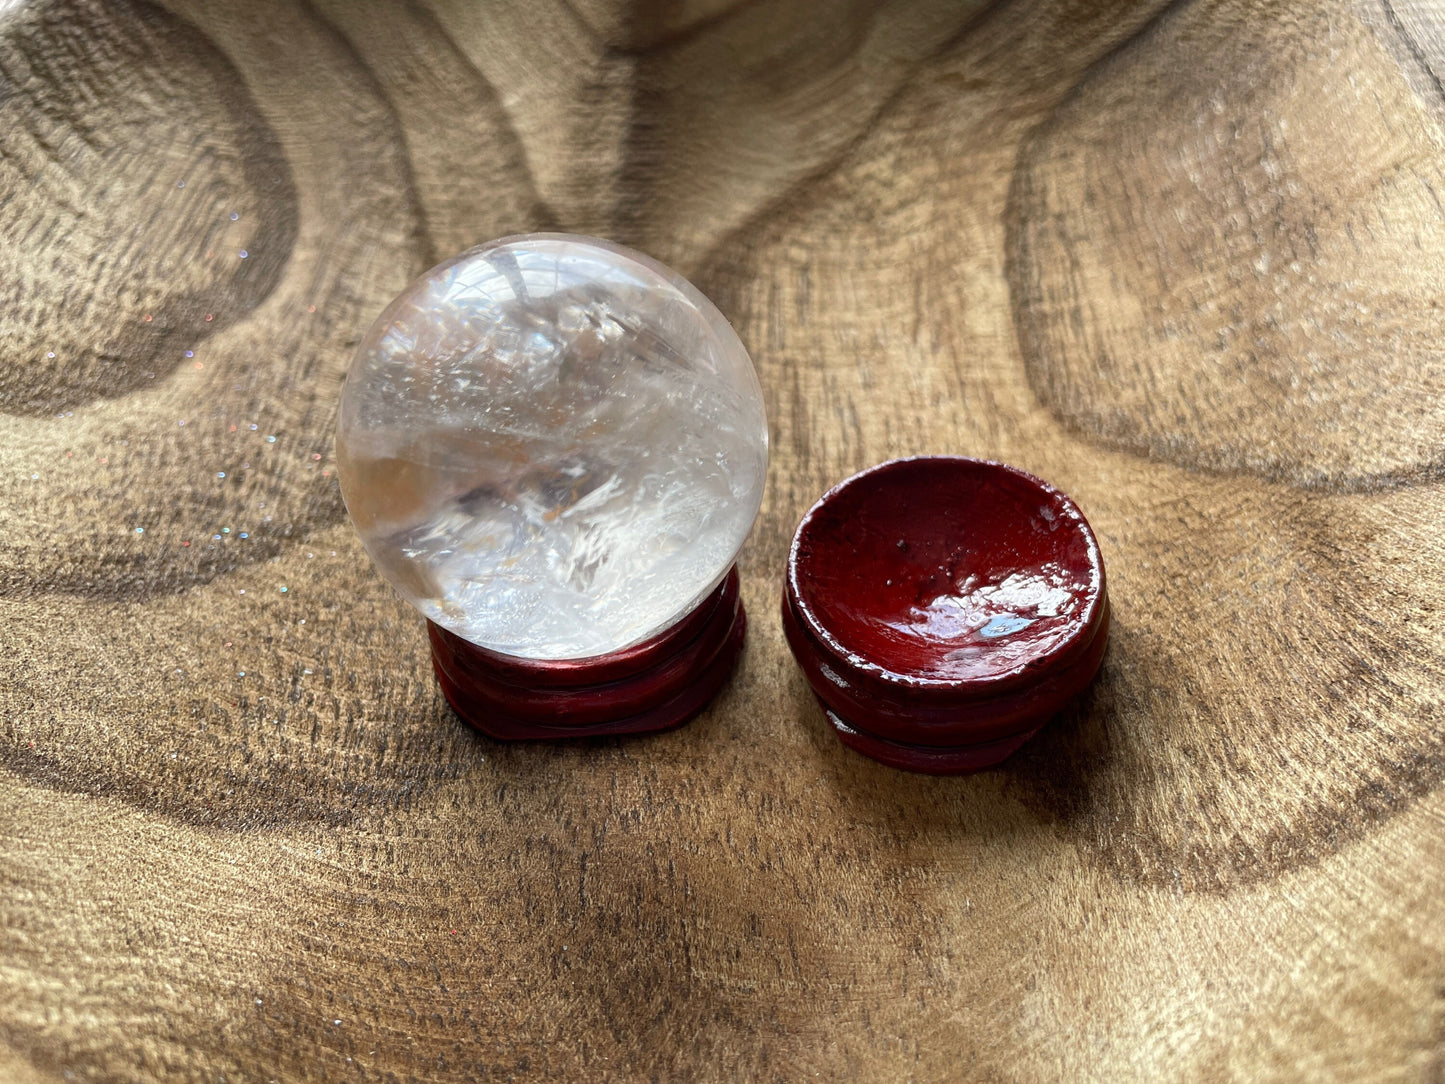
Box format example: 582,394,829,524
428,567,746,740
783,457,1109,774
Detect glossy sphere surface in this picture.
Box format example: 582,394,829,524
337,235,768,659
789,457,1104,685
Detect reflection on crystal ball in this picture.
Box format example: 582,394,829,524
337,235,769,660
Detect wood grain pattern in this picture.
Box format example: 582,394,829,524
1012,0,1445,490
2,0,1444,1079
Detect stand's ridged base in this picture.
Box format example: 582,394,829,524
428,567,745,740
783,590,1109,775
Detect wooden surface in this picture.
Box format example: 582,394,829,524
3,0,1444,1078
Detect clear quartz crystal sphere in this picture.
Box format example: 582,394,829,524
337,234,769,660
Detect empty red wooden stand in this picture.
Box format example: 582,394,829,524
784,457,1109,774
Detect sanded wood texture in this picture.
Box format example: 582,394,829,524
3,0,1444,1079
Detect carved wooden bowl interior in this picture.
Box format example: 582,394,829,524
2,0,1443,1079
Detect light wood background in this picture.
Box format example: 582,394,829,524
3,0,1444,1079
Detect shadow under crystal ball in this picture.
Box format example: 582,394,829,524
336,234,769,668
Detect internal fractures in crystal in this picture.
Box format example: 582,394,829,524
337,236,768,659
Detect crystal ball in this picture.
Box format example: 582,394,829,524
336,234,769,660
